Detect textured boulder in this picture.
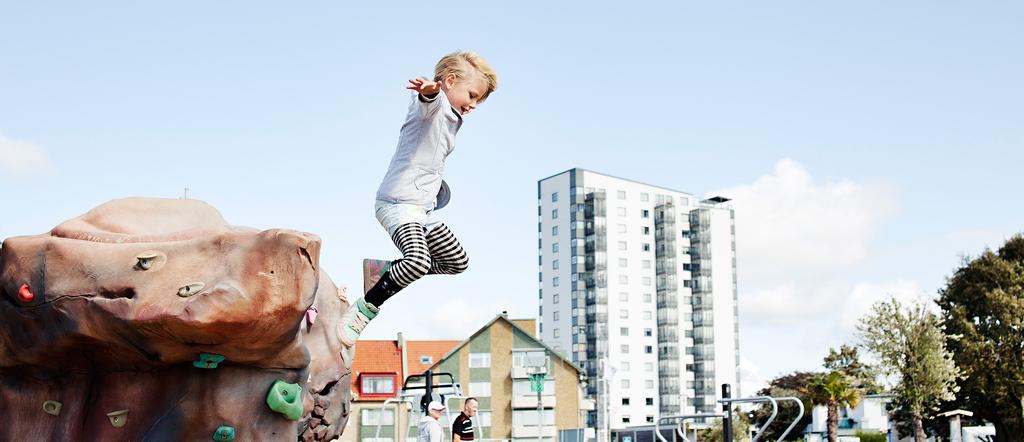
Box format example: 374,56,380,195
0,198,352,441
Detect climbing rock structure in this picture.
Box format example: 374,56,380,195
0,198,352,441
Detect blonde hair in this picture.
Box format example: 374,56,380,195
434,51,498,101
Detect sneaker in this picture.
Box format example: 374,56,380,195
338,297,379,347
363,259,393,294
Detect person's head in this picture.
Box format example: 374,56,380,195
462,397,479,417
427,400,446,419
434,51,498,115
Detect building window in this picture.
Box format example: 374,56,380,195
552,259,559,270
469,382,491,397
476,411,492,427
620,310,629,319
621,344,629,353
553,311,560,321
622,416,631,424
617,224,627,233
469,353,491,368
553,293,559,304
645,345,653,354
617,190,627,200
645,363,654,372
552,226,559,236
643,226,650,235
620,327,629,336
553,277,560,287
618,258,628,267
617,207,627,216
621,362,630,371
622,397,630,405
513,350,549,368
641,209,650,218
642,243,651,252
619,275,628,284
553,328,560,338
420,355,433,365
647,416,655,423
683,280,692,288
361,408,395,426
646,397,655,406
643,311,652,320
552,209,558,219
621,379,630,388
619,292,629,301
644,328,653,337
552,243,559,253
513,410,555,426
642,277,652,286
552,192,558,202
618,241,627,251
360,375,395,395
643,293,652,303
641,193,649,202
645,380,654,389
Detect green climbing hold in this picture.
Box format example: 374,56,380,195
266,379,303,420
212,425,236,441
193,352,226,369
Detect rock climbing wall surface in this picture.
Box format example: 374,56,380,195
0,198,353,441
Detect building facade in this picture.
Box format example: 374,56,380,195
429,314,592,442
537,169,739,439
339,335,460,442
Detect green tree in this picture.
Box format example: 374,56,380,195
858,298,959,442
751,371,816,441
696,408,751,442
802,371,861,442
937,234,1024,438
823,344,882,394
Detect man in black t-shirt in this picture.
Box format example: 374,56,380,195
452,397,478,442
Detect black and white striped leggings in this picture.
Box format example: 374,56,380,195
386,222,469,288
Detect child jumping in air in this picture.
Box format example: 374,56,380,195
339,52,498,347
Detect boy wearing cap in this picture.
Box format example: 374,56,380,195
419,400,447,442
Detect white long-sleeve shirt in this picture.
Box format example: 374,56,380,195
376,90,463,210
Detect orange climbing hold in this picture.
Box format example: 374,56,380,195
18,284,34,303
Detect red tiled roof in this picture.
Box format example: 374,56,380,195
351,340,403,398
406,340,460,376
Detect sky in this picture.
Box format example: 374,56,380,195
2,2,1022,395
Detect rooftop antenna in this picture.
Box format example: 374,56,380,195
182,187,190,200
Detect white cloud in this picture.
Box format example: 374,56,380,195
711,159,897,284
0,132,53,177
720,159,921,376
738,356,767,397
429,298,505,338
841,280,930,330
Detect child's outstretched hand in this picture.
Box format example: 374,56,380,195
407,77,441,96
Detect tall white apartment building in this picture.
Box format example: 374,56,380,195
537,169,739,439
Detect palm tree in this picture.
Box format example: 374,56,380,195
802,371,862,442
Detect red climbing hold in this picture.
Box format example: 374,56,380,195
18,284,34,303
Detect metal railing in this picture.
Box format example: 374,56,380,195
655,414,724,442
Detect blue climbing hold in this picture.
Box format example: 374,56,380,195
193,352,226,369
212,425,236,441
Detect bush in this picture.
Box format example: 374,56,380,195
854,431,887,442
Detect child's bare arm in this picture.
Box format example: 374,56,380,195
407,77,441,97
